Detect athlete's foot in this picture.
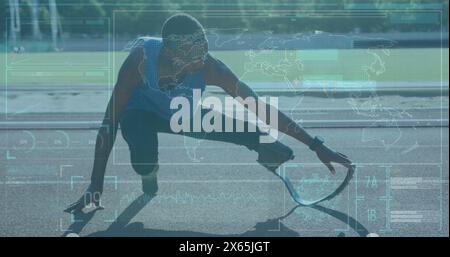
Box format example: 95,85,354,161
141,165,159,195
256,141,294,172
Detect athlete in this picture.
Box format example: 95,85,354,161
65,13,353,213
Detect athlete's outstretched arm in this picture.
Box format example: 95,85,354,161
204,55,353,174
64,47,145,213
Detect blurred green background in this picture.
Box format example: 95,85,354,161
1,0,448,88
1,48,448,85
1,0,448,38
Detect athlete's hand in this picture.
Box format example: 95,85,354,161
314,144,353,175
64,183,104,214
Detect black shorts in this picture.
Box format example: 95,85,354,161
119,109,263,175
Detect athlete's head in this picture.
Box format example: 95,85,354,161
161,13,208,73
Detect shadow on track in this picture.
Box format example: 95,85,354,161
62,193,370,237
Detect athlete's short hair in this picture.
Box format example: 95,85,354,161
161,13,206,48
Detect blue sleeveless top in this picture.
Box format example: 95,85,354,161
125,37,206,120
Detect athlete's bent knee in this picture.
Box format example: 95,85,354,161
132,163,159,176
